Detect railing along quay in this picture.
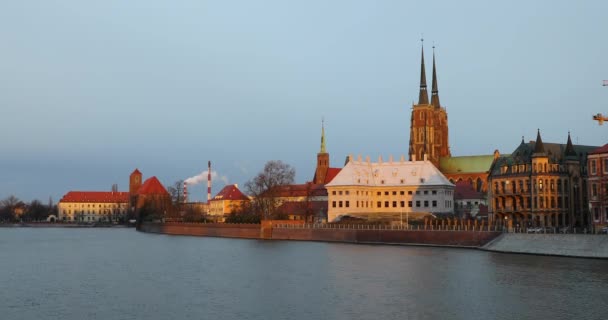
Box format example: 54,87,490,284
273,223,500,232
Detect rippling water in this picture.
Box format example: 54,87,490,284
1,228,607,320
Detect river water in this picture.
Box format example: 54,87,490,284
1,228,607,320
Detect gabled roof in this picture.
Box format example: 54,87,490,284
589,144,608,155
439,155,494,174
137,177,169,196
325,168,341,184
326,158,453,187
60,191,130,203
131,168,142,175
212,184,249,201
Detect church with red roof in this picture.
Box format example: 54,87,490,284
58,169,171,223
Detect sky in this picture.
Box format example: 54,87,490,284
1,0,607,202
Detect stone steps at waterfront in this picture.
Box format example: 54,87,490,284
482,233,608,259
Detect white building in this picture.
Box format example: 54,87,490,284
325,155,454,222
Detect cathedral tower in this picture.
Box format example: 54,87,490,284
409,43,450,167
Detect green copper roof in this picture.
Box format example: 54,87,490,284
439,155,495,174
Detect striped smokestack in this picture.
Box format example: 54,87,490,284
183,182,188,204
207,161,212,204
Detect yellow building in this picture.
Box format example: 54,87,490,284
209,184,250,220
58,191,129,222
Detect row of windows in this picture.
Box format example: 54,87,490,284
495,196,570,210
331,190,442,196
63,209,126,215
592,207,608,221
591,183,608,197
331,200,442,209
494,179,570,194
65,203,127,209
589,158,608,175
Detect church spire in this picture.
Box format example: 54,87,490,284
565,131,577,157
418,39,429,105
320,118,326,153
431,46,441,109
534,129,545,154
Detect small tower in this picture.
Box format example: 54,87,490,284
313,120,330,184
531,129,549,174
129,169,142,195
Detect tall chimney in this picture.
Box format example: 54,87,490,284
207,161,212,204
183,182,188,204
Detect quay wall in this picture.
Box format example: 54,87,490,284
141,222,260,239
139,222,501,247
270,227,499,247
482,233,608,259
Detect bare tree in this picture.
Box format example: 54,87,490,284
0,195,21,222
245,160,295,220
167,180,185,205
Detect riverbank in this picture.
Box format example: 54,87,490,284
0,223,131,228
482,233,608,259
139,221,501,248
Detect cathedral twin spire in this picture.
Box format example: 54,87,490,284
418,40,441,109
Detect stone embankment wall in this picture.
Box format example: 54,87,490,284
482,233,608,259
140,222,501,248
141,222,260,239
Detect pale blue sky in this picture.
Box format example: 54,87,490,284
1,0,607,202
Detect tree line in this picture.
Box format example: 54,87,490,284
0,195,58,222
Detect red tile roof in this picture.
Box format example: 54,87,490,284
589,144,608,155
325,168,341,184
137,176,169,196
454,181,484,200
212,184,249,201
60,191,130,203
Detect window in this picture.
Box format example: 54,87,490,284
408,191,413,195
400,201,405,207
424,201,429,207
339,201,343,208
377,192,381,196
416,201,421,207
604,159,608,174
432,190,437,195
408,201,413,207
392,191,397,195
591,160,597,175
400,191,405,195
432,200,437,207
345,191,350,195
385,201,389,207
345,201,349,208
332,191,336,195
339,191,343,195
385,191,389,196
423,190,428,195
416,191,420,195
592,183,598,197
377,201,381,208
392,201,397,208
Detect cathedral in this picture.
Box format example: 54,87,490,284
408,44,494,193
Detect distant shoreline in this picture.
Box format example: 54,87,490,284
0,223,132,228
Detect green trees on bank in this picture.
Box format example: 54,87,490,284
0,195,57,222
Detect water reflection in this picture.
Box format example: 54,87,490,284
0,229,607,320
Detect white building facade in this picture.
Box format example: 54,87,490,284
325,155,454,222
